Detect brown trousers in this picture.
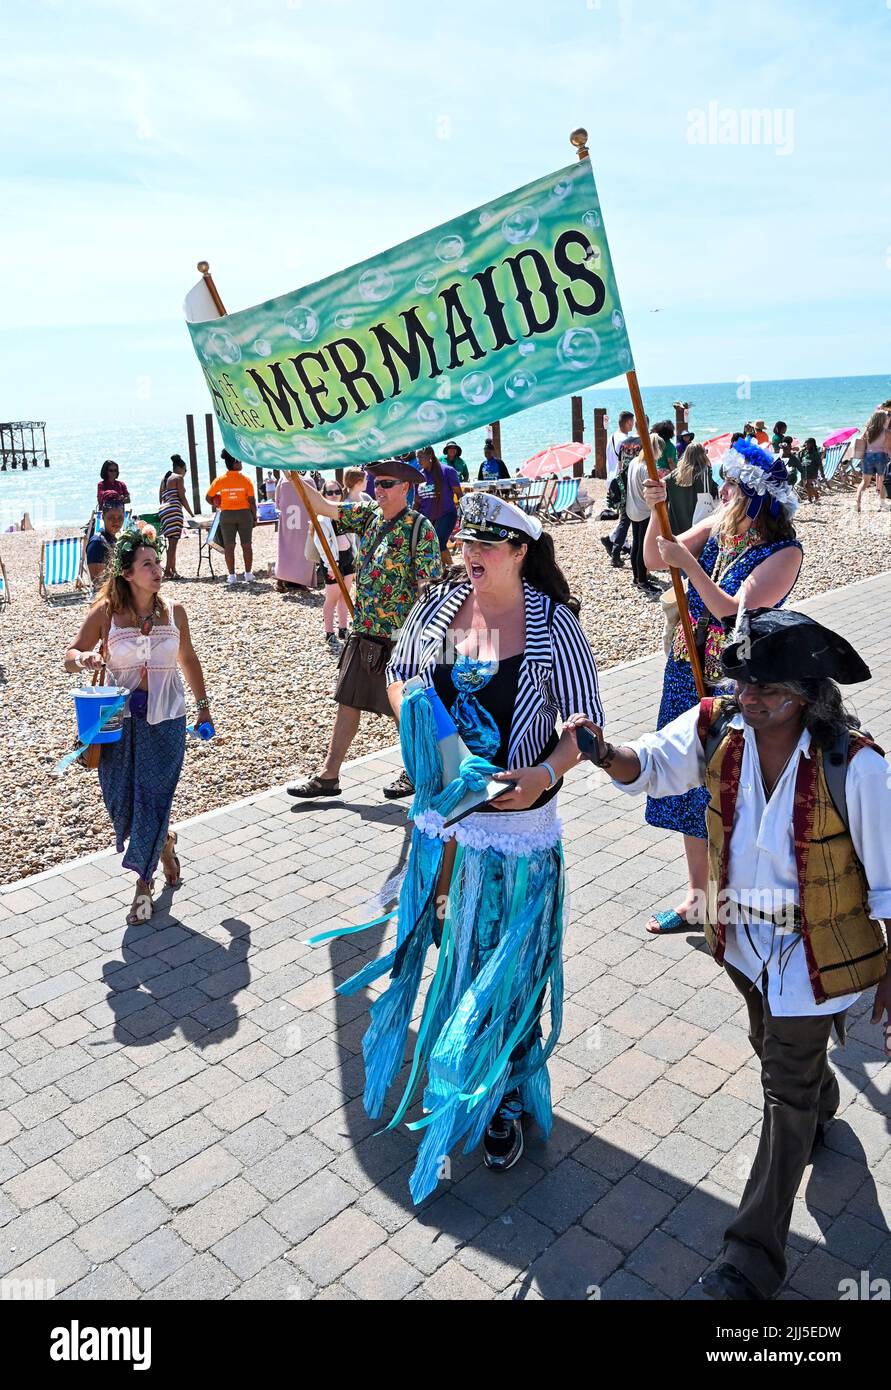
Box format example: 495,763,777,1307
721,961,845,1297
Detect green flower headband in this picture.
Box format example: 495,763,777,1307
111,524,165,577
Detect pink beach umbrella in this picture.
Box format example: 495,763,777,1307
521,442,591,480
702,432,733,463
822,427,858,449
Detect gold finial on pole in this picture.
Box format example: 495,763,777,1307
570,128,589,160
197,261,227,316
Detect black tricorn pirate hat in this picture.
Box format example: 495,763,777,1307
722,608,871,685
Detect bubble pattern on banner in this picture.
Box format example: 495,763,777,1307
558,327,602,371
460,372,495,406
502,206,539,245
283,305,319,342
187,159,633,470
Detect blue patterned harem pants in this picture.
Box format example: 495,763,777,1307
98,715,186,882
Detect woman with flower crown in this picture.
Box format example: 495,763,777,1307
311,491,603,1203
639,438,803,935
63,523,212,925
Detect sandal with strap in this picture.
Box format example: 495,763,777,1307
161,832,181,887
287,775,341,800
126,880,154,926
645,908,696,935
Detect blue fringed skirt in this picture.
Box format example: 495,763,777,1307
333,800,566,1205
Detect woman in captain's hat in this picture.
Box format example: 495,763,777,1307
317,490,604,1204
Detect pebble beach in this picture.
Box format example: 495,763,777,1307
1,483,889,886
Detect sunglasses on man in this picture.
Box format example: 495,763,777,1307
375,478,405,490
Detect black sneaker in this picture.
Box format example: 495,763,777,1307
483,1090,524,1172
699,1263,765,1301
610,554,624,568
337,627,348,640
600,535,614,558
383,769,415,800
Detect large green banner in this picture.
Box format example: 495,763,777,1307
186,159,632,471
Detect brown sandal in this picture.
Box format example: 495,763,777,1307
127,880,154,925
161,832,181,887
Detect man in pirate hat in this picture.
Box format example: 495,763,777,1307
566,608,891,1300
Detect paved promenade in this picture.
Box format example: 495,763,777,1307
1,575,889,1301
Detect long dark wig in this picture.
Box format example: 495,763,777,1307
723,678,862,751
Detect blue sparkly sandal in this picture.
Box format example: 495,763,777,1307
645,909,692,935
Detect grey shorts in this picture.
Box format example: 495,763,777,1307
219,508,254,545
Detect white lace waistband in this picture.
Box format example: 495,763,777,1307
414,798,562,854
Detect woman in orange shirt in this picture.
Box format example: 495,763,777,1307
206,450,257,586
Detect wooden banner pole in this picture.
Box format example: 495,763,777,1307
194,261,353,617
626,371,705,697
569,130,705,699
186,414,201,514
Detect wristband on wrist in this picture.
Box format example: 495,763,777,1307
195,697,210,712
73,651,85,670
540,759,557,789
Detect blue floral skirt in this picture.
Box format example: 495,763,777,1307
98,715,186,881
645,654,709,839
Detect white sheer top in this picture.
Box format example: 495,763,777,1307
106,616,187,724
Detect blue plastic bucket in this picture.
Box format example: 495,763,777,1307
72,686,126,745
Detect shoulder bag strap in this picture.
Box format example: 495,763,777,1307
92,608,110,687
356,512,404,581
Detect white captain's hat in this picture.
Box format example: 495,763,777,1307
455,491,542,544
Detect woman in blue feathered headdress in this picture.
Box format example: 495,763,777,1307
633,437,803,936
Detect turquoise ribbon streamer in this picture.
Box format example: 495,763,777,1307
405,956,558,1131
378,845,464,1135
305,907,396,947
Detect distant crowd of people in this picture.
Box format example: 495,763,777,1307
86,439,515,659
602,413,722,594
599,409,885,598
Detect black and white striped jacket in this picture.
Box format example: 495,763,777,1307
386,578,604,769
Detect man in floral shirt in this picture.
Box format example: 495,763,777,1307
288,458,441,800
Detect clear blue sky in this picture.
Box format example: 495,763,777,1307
1,0,888,425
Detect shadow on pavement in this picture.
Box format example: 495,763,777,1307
100,912,252,1048
326,855,889,1299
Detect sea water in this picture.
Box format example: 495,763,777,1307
1,373,887,528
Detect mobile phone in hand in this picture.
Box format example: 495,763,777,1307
576,725,604,765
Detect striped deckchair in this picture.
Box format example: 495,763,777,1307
822,442,848,486
546,476,581,522
39,535,85,600
517,479,546,515
0,551,9,610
